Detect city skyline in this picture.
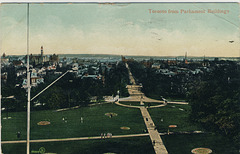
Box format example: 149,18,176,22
1,3,239,57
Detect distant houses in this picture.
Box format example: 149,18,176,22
81,74,102,80
1,72,7,83
2,51,238,92
1,46,60,89
22,68,44,88
1,53,10,66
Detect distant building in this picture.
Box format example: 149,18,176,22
12,60,23,67
184,52,188,64
28,46,49,65
121,56,134,63
47,65,56,71
152,63,161,69
1,53,9,65
72,63,79,71
31,77,44,87
49,54,59,65
81,74,102,80
22,68,44,88
191,69,202,74
141,61,153,68
1,72,7,83
16,68,26,77
167,60,177,65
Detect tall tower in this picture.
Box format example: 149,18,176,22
41,46,43,57
203,55,206,67
184,52,188,64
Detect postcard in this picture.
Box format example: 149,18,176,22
0,1,239,154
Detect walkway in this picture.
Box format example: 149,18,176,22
140,107,168,154
114,62,168,153
2,133,150,144
167,101,188,105
115,101,168,153
2,131,204,144
115,100,166,109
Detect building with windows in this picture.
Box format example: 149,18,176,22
27,46,49,65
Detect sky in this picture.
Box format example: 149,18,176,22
0,3,239,57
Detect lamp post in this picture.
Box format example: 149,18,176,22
0,47,2,154
24,3,71,154
117,90,120,102
26,3,31,154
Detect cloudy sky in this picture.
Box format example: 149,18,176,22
1,3,239,57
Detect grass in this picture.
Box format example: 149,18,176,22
145,95,186,102
150,103,239,153
2,102,238,154
2,136,155,154
2,103,146,141
161,133,239,154
119,101,163,107
149,104,203,132
119,101,143,106
1,112,27,141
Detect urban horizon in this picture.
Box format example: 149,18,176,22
3,52,240,59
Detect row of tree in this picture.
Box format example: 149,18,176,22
127,61,189,99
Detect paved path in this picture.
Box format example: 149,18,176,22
167,101,188,105
2,133,150,144
115,62,169,153
119,95,164,103
140,107,168,154
115,100,167,109
2,131,204,144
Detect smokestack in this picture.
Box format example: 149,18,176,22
41,46,43,56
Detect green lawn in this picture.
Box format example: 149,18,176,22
161,133,238,154
146,95,186,102
1,111,27,141
2,103,146,141
2,136,155,154
149,104,203,132
119,101,163,107
2,102,237,154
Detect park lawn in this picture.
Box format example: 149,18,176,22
146,95,186,102
119,101,163,107
1,111,27,141
2,136,155,154
2,103,146,141
119,101,143,106
161,133,238,154
149,104,203,132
